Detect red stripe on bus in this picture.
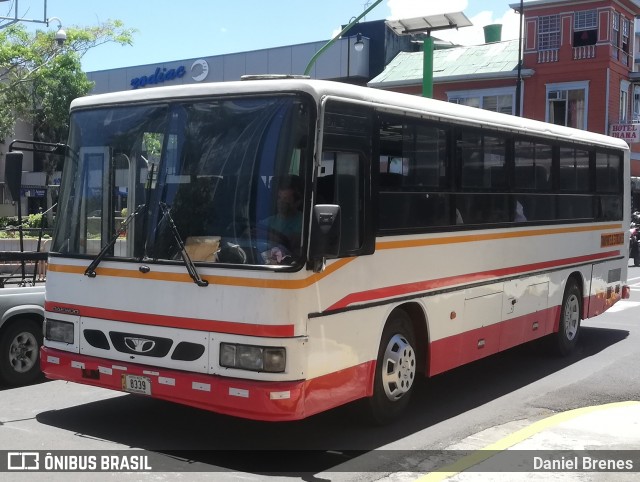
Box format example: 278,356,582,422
326,251,619,311
44,301,295,338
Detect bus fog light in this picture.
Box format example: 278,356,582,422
220,343,286,372
46,320,74,344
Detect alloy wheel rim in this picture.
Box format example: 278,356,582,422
381,334,416,401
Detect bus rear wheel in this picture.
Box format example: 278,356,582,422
367,310,417,424
553,279,581,356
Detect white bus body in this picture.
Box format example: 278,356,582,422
41,79,630,422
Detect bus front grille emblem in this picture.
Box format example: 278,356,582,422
124,337,156,353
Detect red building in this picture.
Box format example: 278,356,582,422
518,0,640,178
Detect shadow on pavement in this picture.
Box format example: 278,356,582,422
35,325,629,475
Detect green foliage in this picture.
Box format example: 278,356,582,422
25,213,43,229
143,132,163,160
0,20,136,141
0,214,50,238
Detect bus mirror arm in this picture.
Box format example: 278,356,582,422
308,204,341,272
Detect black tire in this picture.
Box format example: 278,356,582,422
553,279,581,356
0,319,43,386
634,251,640,267
366,310,417,425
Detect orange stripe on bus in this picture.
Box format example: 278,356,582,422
375,223,623,250
47,257,355,289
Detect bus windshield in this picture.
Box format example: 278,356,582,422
52,94,312,267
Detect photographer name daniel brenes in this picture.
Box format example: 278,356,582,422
533,456,634,471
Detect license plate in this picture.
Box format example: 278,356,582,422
121,374,151,395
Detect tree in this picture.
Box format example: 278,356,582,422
0,20,135,213
0,20,136,141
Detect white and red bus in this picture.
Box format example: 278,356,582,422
40,78,631,422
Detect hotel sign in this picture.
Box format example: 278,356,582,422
609,123,640,143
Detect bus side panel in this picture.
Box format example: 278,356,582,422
586,261,624,318
500,280,550,349
305,306,388,380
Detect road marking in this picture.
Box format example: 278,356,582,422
415,401,640,482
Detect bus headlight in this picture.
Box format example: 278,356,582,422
45,319,75,344
219,343,286,373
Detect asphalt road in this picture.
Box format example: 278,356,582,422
0,263,639,481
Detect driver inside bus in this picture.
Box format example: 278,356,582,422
258,175,303,263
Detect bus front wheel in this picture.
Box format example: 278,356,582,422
553,279,582,356
367,310,417,424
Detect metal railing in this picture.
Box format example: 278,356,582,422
0,227,53,287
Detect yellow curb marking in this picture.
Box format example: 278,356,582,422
416,401,640,482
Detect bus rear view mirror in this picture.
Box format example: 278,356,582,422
5,151,24,202
309,204,341,260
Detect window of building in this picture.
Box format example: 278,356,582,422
538,15,560,50
450,97,480,109
612,12,620,59
621,17,630,64
573,10,598,47
547,83,588,129
633,86,640,121
448,88,515,115
620,80,630,123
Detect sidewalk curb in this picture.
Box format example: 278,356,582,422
416,401,640,481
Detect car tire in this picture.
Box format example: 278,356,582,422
0,319,43,386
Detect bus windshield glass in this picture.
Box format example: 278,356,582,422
52,94,312,267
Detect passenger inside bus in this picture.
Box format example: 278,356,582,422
258,175,303,263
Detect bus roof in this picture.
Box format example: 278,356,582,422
70,78,628,151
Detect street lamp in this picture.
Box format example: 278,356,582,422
47,17,66,46
0,0,64,42
513,0,525,116
304,0,383,77
386,12,472,98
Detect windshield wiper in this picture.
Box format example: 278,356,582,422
158,202,209,287
84,204,146,278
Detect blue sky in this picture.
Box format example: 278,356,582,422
3,0,521,72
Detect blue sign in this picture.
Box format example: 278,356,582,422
131,66,186,89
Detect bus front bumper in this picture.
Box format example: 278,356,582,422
41,346,308,421
41,347,374,421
